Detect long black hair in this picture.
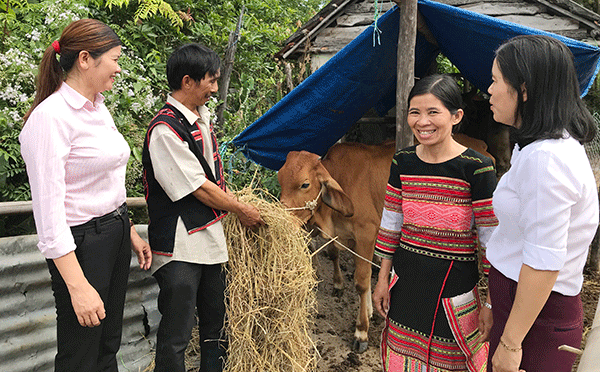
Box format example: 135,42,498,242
495,35,596,147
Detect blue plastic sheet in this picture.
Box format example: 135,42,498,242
232,0,600,170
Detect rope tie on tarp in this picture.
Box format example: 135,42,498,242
219,140,249,179
372,0,383,46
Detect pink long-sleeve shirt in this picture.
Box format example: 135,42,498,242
20,82,130,259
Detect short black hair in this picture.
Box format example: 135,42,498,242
408,74,464,131
166,43,221,91
495,35,596,146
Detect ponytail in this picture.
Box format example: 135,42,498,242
23,45,63,123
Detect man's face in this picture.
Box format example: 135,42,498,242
193,70,220,106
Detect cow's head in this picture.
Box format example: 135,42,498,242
278,150,354,223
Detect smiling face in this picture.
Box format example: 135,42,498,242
88,45,122,94
192,70,220,107
407,93,463,148
488,59,521,127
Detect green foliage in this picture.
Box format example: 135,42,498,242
0,0,90,205
101,0,183,28
0,122,29,201
0,0,321,236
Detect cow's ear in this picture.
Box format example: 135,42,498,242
320,181,354,217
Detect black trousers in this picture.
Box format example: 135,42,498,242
47,207,131,372
153,261,226,372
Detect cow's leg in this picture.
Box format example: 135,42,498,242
328,244,344,297
352,255,372,353
352,230,376,353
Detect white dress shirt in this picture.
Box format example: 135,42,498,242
20,82,130,259
487,134,598,296
148,96,227,274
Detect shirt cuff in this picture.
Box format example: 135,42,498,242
374,249,393,261
167,175,207,202
522,240,566,271
38,227,77,259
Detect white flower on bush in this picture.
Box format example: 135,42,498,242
144,95,158,110
10,110,21,123
208,97,218,123
1,108,22,127
43,0,86,25
27,29,42,42
0,85,29,105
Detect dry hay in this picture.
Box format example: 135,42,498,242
222,188,319,372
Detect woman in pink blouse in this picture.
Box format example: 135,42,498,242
485,35,598,372
20,19,151,371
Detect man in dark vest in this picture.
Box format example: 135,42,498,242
142,43,263,372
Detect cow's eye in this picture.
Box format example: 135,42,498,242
300,182,310,189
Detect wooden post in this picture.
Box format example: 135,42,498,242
216,6,245,132
393,0,417,151
284,62,294,92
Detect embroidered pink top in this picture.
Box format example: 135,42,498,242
20,82,130,259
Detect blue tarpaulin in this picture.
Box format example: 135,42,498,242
232,0,600,170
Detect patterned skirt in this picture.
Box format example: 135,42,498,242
381,275,488,372
381,319,467,371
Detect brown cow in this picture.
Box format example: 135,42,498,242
278,135,494,353
278,141,394,353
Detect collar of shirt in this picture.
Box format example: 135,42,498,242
59,82,105,111
167,94,210,126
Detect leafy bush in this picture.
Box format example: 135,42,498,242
0,0,321,236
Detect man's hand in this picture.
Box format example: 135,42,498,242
236,203,264,228
130,225,152,270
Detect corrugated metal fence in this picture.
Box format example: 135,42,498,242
0,225,159,372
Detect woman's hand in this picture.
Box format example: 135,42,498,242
492,340,525,372
69,281,106,327
478,294,493,341
53,251,106,327
373,258,393,318
478,306,493,342
373,277,390,317
130,225,152,270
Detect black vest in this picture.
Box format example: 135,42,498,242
142,103,227,256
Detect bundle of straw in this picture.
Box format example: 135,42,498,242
223,188,319,372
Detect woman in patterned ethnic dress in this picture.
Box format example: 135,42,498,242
373,74,498,372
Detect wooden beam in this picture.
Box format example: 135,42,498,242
282,0,355,59
394,0,417,151
532,0,600,32
0,197,147,216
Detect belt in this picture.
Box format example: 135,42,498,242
72,202,128,231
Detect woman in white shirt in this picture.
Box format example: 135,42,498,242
484,35,598,372
20,19,152,371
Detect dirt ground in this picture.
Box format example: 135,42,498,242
311,248,600,372
311,249,382,372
